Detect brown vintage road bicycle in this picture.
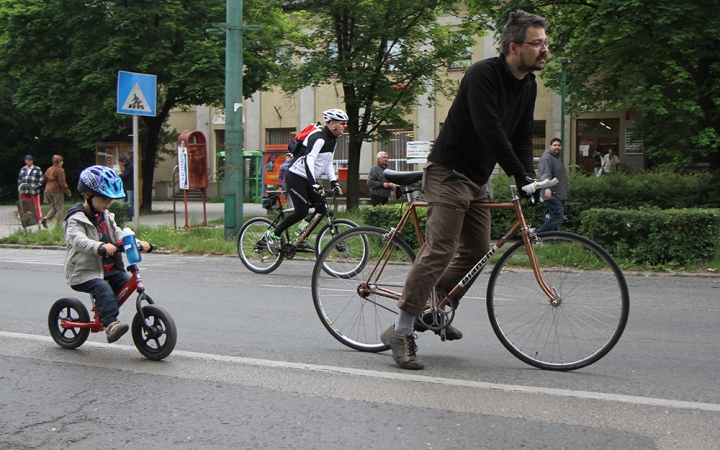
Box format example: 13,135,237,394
311,170,629,370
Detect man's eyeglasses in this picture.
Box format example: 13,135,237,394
337,121,347,126
515,40,549,49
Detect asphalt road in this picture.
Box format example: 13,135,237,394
1,248,719,449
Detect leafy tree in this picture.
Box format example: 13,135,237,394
0,0,293,208
467,0,720,168
0,78,81,202
281,0,477,209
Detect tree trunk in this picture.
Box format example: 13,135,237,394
140,100,172,212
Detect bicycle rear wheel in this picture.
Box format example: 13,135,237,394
237,217,284,274
487,231,629,370
312,226,415,352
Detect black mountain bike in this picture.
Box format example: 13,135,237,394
237,190,358,274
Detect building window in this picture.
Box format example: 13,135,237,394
449,49,472,71
215,130,225,153
532,120,546,158
378,126,414,171
215,130,226,180
265,127,296,151
333,134,349,171
386,39,404,72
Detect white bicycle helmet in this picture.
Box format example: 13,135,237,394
322,109,349,123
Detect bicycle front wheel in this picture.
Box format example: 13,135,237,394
487,231,629,371
237,217,284,274
315,218,359,275
312,226,415,352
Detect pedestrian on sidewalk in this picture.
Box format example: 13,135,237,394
42,155,72,228
119,155,134,220
17,154,43,223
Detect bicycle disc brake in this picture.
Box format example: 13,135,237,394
416,290,456,333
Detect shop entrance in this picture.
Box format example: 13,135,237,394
576,119,620,174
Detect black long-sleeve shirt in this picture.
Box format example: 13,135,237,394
429,53,536,186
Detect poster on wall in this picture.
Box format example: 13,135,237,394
263,152,289,187
625,128,644,154
406,141,431,164
178,141,189,190
579,140,595,157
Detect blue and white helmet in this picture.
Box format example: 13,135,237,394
78,165,126,199
322,109,349,123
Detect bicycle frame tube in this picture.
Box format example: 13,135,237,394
366,196,556,304
451,198,556,301
294,194,333,245
296,212,323,245
61,268,143,331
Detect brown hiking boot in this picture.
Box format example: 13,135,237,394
380,326,424,370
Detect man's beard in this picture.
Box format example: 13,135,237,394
519,56,546,73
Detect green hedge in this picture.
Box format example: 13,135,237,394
361,168,720,265
359,203,427,251
580,208,720,265
109,201,129,229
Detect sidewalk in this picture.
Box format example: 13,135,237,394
0,200,269,239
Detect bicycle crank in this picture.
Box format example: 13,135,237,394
415,290,456,339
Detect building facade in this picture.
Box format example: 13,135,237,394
157,33,646,200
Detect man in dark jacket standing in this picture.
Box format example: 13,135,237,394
119,156,134,220
367,151,395,206
536,138,567,232
380,10,549,370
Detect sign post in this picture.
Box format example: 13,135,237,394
117,71,157,231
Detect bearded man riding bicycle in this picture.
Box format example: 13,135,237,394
264,109,347,255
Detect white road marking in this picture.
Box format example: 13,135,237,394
2,330,719,413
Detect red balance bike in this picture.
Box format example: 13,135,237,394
48,243,177,360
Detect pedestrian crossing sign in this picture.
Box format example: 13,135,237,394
117,71,157,116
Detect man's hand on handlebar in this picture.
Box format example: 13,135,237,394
514,174,536,199
312,184,326,195
330,180,343,196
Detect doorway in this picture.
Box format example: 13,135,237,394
576,119,620,174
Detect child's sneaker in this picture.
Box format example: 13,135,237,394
105,321,129,343
264,229,281,256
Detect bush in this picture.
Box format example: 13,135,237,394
580,207,720,265
109,201,129,228
359,203,427,251
361,169,720,266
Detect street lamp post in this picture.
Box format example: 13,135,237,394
222,0,244,238
207,4,262,237
560,58,570,163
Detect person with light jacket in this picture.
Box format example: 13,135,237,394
64,166,150,343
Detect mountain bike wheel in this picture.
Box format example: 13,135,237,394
48,297,90,349
237,217,284,274
312,226,415,352
315,218,359,275
487,231,629,371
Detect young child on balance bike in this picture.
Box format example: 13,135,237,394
64,165,151,343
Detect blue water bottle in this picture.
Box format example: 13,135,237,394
122,227,142,265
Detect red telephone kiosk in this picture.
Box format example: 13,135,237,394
177,130,209,228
